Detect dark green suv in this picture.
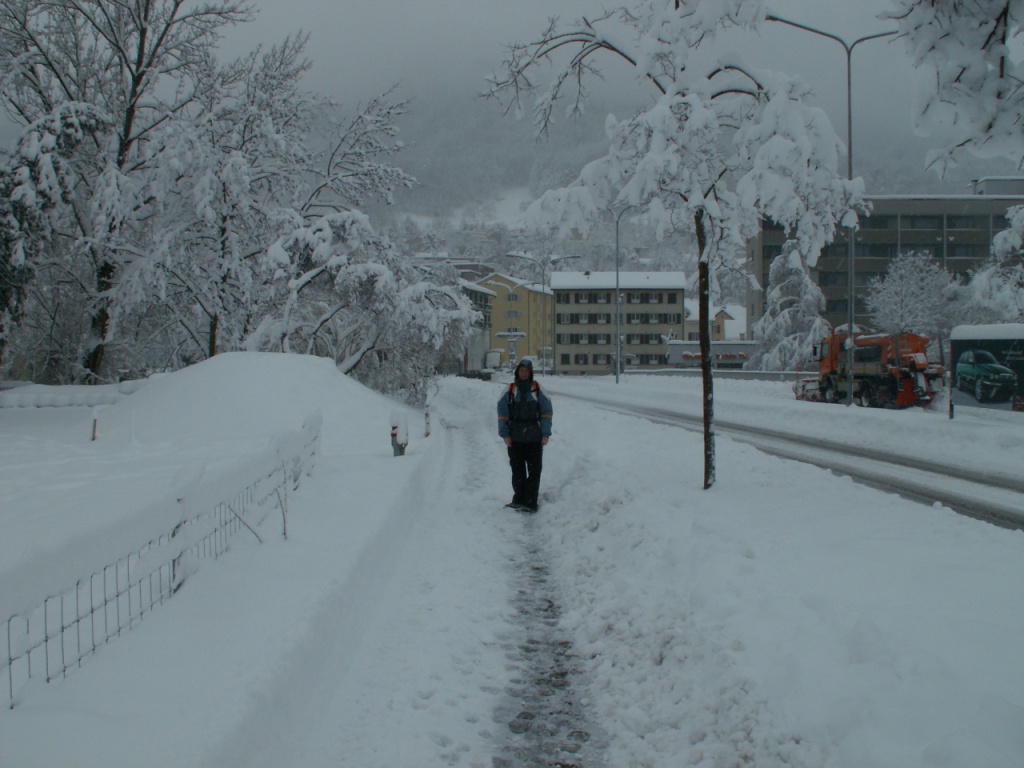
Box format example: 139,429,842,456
955,349,1018,402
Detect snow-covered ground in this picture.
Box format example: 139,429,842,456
1,353,1022,768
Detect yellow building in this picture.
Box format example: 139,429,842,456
479,273,553,369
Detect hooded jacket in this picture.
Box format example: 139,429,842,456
497,361,553,443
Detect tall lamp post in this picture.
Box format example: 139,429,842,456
611,204,636,384
766,15,896,405
507,251,580,374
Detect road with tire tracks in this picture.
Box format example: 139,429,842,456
558,392,1024,531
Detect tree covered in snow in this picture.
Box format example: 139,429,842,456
749,241,831,371
0,0,253,379
865,251,964,364
963,205,1024,321
884,0,1024,173
866,252,959,335
0,2,473,395
487,0,861,488
0,103,108,371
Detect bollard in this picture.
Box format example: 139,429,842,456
390,411,408,456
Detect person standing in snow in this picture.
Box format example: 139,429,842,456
497,359,552,512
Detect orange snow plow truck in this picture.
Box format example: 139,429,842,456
795,331,944,408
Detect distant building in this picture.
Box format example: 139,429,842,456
478,273,550,369
682,302,747,341
550,271,686,375
749,177,1024,330
459,280,495,372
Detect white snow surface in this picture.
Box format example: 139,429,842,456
1,352,1023,768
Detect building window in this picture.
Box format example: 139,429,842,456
556,293,571,304
948,215,985,230
906,215,942,230
594,354,610,364
950,243,986,259
508,293,520,302
506,310,520,319
575,292,589,304
560,353,571,365
826,299,848,315
861,215,897,230
855,271,881,286
574,353,589,365
667,293,678,304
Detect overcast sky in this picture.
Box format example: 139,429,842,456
224,0,929,169
0,2,994,197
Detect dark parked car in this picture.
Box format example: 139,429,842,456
955,349,1018,402
457,370,492,381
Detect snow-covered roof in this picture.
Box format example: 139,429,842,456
550,271,686,290
460,279,495,296
950,323,1024,340
479,273,546,293
869,193,1024,201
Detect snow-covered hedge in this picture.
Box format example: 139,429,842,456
0,379,150,408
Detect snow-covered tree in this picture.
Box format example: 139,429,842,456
885,0,1024,173
963,205,1024,321
749,241,831,371
0,103,107,370
865,251,963,364
487,0,861,488
248,209,475,401
0,0,252,379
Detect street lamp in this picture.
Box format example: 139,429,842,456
766,15,896,405
506,251,580,374
611,204,636,384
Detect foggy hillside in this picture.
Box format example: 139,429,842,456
378,94,1011,229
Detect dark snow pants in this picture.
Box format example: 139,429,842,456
507,441,543,506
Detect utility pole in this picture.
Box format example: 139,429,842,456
766,15,896,405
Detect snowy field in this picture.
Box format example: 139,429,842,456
1,352,1023,768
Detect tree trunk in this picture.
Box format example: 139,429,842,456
83,259,116,382
695,211,715,490
209,313,219,359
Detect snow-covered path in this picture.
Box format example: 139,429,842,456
197,382,531,767
3,356,1024,768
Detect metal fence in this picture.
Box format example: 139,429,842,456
4,415,320,708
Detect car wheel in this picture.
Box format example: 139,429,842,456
974,378,986,402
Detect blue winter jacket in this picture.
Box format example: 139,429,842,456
497,380,553,443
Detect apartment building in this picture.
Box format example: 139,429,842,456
480,273,551,368
550,271,686,375
749,177,1024,330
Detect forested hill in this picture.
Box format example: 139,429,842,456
377,93,1009,227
